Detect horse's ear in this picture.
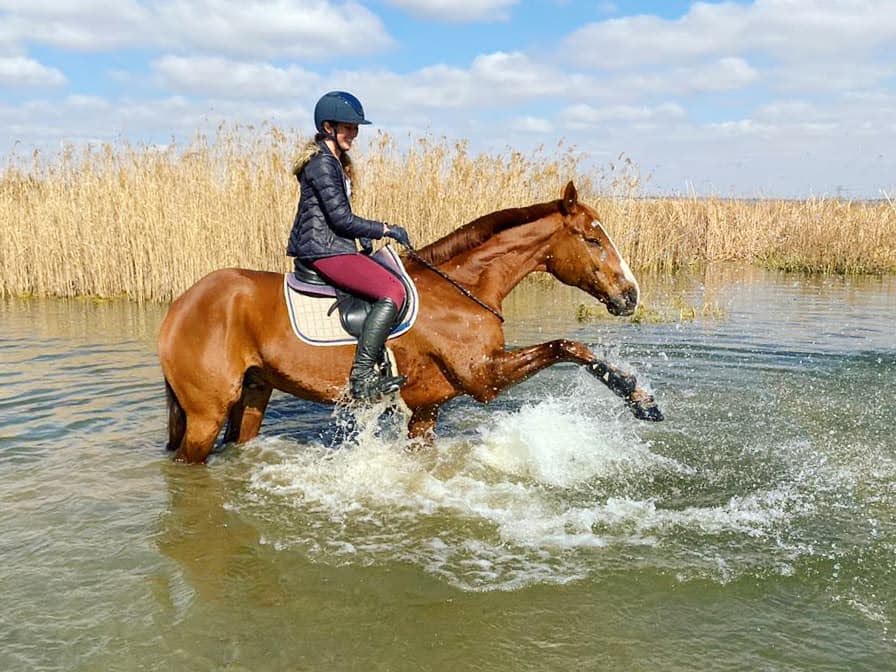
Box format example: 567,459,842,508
560,181,578,215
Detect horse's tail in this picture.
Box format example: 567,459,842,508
164,378,187,452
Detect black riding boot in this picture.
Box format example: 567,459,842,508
349,299,407,400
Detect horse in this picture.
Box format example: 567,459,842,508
158,181,662,464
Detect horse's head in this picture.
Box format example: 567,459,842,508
543,181,639,316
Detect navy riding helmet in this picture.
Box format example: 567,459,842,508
314,91,372,133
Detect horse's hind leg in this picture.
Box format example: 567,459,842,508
165,379,187,452
175,413,227,464
223,374,273,445
172,379,243,464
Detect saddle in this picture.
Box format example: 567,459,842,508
283,246,419,347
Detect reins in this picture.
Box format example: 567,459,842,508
398,245,505,323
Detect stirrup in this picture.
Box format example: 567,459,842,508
350,372,406,400
377,374,406,395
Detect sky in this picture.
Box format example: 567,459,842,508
1,0,894,198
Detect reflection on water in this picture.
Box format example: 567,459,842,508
155,465,267,605
1,265,895,671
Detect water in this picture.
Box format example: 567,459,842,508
1,266,894,671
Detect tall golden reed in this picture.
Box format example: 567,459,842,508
1,124,894,301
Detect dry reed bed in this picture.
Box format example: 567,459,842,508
1,126,894,302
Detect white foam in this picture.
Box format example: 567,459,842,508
235,373,865,591
592,487,797,538
237,386,702,589
472,396,678,487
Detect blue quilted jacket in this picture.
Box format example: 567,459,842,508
286,141,385,261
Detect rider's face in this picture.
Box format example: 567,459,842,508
333,123,359,151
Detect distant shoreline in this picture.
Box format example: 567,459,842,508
2,127,894,301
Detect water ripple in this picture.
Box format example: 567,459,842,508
1,272,895,671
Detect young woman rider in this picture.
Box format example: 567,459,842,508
287,91,412,400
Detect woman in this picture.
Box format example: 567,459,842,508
287,91,412,400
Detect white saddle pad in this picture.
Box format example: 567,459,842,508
283,247,419,347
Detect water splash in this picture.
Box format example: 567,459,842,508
473,395,681,487
237,381,696,590
227,360,895,601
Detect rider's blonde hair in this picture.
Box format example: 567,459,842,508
291,136,355,182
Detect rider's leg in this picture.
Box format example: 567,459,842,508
349,298,406,399
311,254,407,399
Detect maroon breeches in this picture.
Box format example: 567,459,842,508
311,254,406,308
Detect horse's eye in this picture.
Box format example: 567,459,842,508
584,237,603,248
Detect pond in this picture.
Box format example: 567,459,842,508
1,265,894,671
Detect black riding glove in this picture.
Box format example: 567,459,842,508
359,237,373,255
384,225,412,248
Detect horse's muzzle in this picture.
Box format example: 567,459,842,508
606,287,638,316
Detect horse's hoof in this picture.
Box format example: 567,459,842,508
629,397,664,422
404,440,427,453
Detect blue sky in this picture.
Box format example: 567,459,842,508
1,0,894,197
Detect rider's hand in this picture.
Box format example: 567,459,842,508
384,225,412,248
359,237,373,255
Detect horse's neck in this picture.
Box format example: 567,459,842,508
446,216,558,306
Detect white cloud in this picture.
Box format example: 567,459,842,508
510,116,553,134
688,57,758,91
385,0,517,22
706,119,776,138
564,0,896,69
64,94,109,109
753,93,896,133
153,56,319,99
0,1,152,51
140,50,755,131
768,60,896,93
467,51,585,98
339,51,599,114
564,87,896,196
154,0,393,59
753,100,821,123
0,94,309,149
606,57,759,98
2,81,893,198
560,102,686,129
135,51,598,132
0,0,393,58
564,3,745,69
0,2,893,198
0,55,66,87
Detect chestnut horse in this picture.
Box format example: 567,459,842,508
159,182,662,464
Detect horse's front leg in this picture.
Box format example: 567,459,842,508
406,404,440,448
406,404,439,438
477,339,663,421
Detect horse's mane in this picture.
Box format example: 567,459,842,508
415,200,561,266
